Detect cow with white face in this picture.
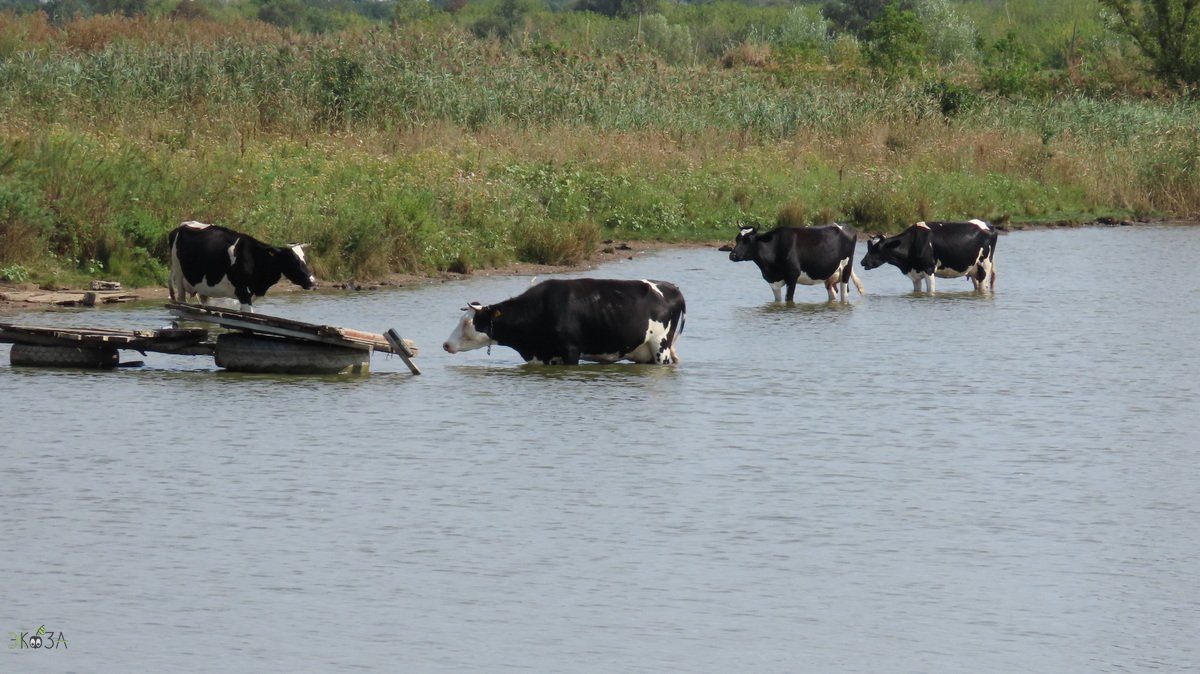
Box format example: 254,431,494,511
168,221,316,312
860,219,998,293
443,278,686,365
729,223,865,302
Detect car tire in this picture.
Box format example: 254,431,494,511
214,333,370,375
10,343,120,369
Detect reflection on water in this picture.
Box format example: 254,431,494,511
2,227,1199,673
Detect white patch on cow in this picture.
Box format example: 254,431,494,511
170,235,244,305
642,280,664,298
827,256,851,301
935,246,987,280
905,270,931,293
620,318,677,364
740,227,755,237
180,221,211,230
915,221,930,230
442,307,495,354
290,244,317,286
968,218,989,230
227,240,239,266
189,276,241,304
582,352,623,364
769,280,785,302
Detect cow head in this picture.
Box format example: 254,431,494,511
860,234,892,270
278,243,317,289
443,302,497,354
728,226,761,262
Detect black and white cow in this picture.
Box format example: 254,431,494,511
860,219,997,293
168,221,316,312
442,278,686,365
728,223,865,302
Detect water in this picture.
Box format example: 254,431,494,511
2,226,1198,672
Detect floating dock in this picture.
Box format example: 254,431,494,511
1,303,419,375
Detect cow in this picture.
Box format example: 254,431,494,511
442,278,686,365
168,221,316,312
728,223,865,302
860,219,997,293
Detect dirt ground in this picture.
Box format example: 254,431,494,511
2,218,1175,316
0,240,720,316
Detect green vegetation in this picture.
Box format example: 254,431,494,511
0,3,1197,286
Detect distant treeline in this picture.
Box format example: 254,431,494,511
0,3,1197,286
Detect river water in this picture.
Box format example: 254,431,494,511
2,226,1197,672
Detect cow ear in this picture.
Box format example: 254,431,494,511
467,302,484,312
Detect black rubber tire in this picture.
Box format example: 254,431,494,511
214,333,370,374
10,343,120,369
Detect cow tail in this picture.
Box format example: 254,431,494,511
167,228,179,302
850,270,866,297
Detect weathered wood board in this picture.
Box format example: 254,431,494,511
0,323,212,355
166,302,419,357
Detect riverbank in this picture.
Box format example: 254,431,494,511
0,239,703,315
3,218,1176,315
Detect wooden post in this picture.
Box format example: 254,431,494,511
385,329,421,375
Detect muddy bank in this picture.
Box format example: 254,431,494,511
0,240,702,315
0,220,1179,315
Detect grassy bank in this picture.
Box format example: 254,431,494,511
1,14,1198,287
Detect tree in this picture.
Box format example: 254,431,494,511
863,1,927,74
823,0,917,38
573,0,659,20
1099,0,1200,87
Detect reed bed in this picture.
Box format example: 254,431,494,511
1,13,1197,285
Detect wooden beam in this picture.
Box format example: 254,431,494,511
385,329,421,375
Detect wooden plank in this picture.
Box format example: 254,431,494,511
167,302,418,356
0,323,211,354
385,329,421,375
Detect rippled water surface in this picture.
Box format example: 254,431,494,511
2,226,1198,672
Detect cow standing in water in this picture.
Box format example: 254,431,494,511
168,221,316,312
443,278,686,365
860,219,998,293
728,223,865,302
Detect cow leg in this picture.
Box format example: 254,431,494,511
198,294,209,305
236,289,254,313
769,281,784,302
824,279,837,302
911,276,923,293
785,280,797,302
926,275,936,293
981,258,996,292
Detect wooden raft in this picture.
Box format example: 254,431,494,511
167,302,420,374
0,323,212,355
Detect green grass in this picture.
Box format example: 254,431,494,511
0,13,1197,286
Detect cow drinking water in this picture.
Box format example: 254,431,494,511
728,223,865,302
168,221,316,312
443,278,686,365
860,219,997,293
